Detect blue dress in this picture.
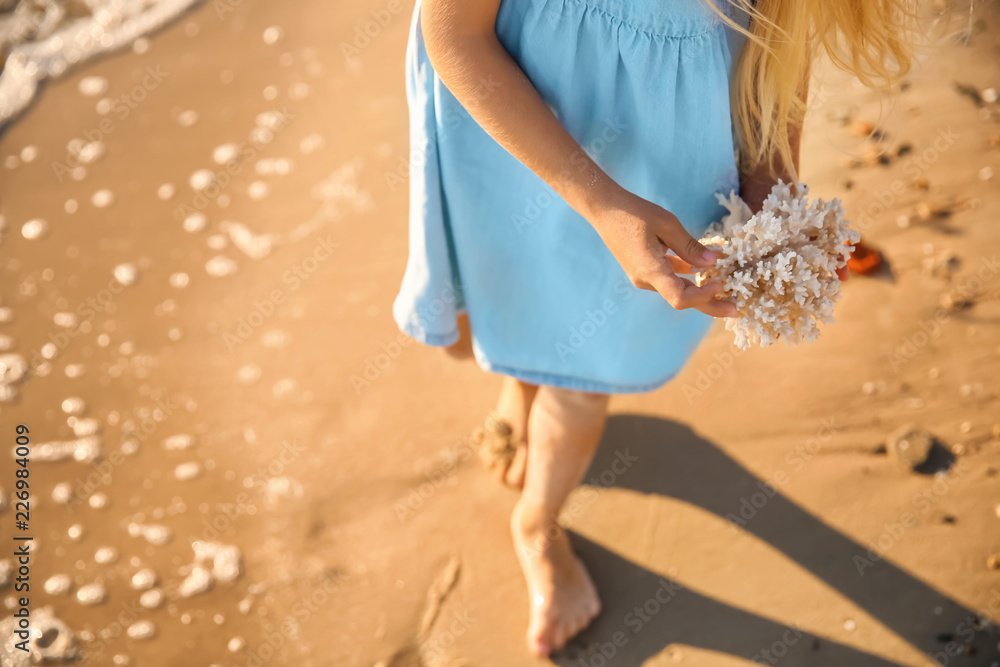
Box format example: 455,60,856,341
393,0,750,394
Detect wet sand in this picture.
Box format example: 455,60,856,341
1,0,999,666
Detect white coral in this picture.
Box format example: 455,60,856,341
698,181,859,350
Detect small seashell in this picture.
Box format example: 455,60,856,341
76,582,107,605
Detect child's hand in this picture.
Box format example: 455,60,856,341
591,190,737,318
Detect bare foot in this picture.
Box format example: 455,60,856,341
474,378,537,488
511,503,601,656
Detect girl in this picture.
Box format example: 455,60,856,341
393,0,914,656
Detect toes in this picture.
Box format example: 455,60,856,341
527,636,551,657
526,617,556,656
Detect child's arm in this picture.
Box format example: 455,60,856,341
420,0,735,318
738,73,806,214
737,72,850,280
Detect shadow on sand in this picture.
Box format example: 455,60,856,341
554,414,997,666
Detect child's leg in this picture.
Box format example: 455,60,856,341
444,313,475,360
448,314,538,486
511,386,609,655
491,376,537,486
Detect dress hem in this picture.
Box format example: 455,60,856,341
476,359,674,395
395,319,675,394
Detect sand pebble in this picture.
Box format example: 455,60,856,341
52,482,73,504
228,637,246,652
79,76,109,96
127,522,172,545
131,568,158,590
300,133,325,155
178,110,199,127
250,127,274,145
237,364,261,384
71,417,101,437
30,436,101,463
175,461,203,481
183,212,208,233
206,255,238,277
256,111,285,130
261,330,290,348
44,574,73,595
53,312,79,328
67,524,85,541
844,619,857,632
179,566,213,597
62,397,86,414
157,183,176,200
988,554,1000,570
91,189,114,208
247,181,270,200
113,262,139,286
220,220,277,259
263,85,279,101
941,291,973,311
20,145,37,162
263,26,284,44
94,547,119,564
76,582,107,605
212,143,240,165
162,434,195,450
190,169,215,190
22,218,49,240
983,88,998,104
169,272,190,288
193,541,243,584
127,620,156,640
89,492,109,509
886,424,935,471
980,166,994,181
256,157,295,175
64,363,86,378
139,588,164,608
76,140,105,164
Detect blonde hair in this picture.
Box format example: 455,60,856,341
711,0,919,180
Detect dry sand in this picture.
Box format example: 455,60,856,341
0,0,999,666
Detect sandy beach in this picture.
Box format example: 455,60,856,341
1,0,999,665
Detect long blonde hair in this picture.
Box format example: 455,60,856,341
711,0,919,180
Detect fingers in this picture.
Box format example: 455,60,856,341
696,297,738,318
655,214,719,268
665,254,696,275
645,270,736,318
